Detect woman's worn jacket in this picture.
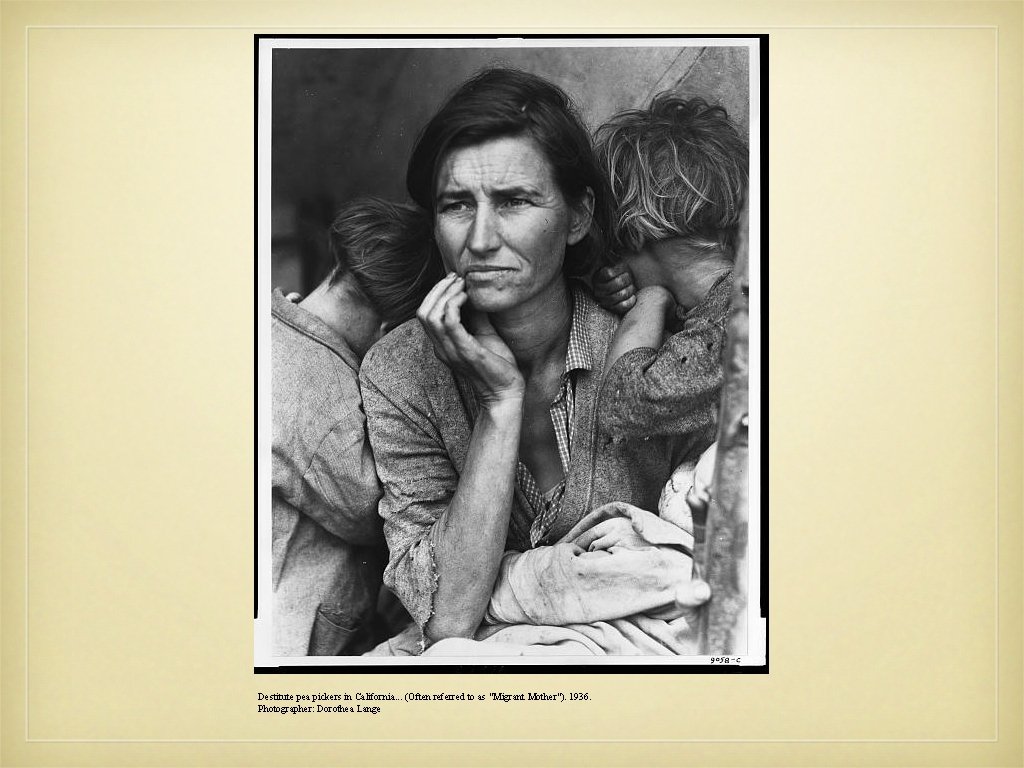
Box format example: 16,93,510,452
360,288,708,634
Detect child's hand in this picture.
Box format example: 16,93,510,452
593,262,637,314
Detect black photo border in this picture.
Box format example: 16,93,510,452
254,33,769,675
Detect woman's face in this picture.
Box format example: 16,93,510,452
433,135,591,314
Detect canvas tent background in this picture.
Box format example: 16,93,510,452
269,45,750,293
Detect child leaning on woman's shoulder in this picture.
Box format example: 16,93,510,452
592,93,748,540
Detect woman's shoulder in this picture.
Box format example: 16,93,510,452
359,318,453,396
362,318,432,373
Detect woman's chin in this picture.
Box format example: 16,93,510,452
466,285,515,313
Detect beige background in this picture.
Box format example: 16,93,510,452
1,1,1021,766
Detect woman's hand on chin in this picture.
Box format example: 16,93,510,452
418,273,525,408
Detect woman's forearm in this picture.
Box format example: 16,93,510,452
424,397,523,642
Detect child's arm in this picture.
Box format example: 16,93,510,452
599,274,733,441
604,285,676,373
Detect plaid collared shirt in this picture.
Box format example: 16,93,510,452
515,286,594,546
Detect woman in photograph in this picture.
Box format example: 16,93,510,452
360,68,713,653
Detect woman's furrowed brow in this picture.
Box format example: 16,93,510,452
436,188,471,203
436,184,542,203
492,184,542,198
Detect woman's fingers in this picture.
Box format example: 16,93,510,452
432,286,510,376
587,534,618,552
417,273,456,316
573,519,613,550
428,275,466,326
416,274,524,400
576,518,637,551
448,314,524,395
443,295,490,361
419,274,466,360
588,530,646,552
442,290,469,330
417,272,461,325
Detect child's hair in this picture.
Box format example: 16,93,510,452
327,197,443,327
595,94,748,253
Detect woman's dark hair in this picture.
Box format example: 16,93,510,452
406,67,614,278
328,197,444,327
595,94,748,253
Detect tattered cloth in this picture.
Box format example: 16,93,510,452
368,501,699,657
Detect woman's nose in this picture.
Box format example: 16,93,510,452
467,207,500,254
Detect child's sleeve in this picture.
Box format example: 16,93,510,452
598,274,733,441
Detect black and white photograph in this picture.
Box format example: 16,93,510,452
255,37,764,667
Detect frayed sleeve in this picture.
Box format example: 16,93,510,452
359,362,455,638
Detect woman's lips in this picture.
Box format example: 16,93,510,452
464,267,513,280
